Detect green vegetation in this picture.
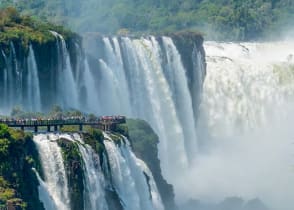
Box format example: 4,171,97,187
58,139,84,210
2,0,294,40
0,124,44,210
0,7,73,50
82,127,104,156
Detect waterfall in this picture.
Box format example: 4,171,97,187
103,37,130,115
32,132,162,210
74,135,109,210
104,133,164,210
82,59,100,112
161,36,198,160
33,134,71,210
120,136,164,210
33,169,58,210
51,31,79,109
181,41,294,210
27,45,41,112
95,36,204,186
0,35,205,205
10,42,23,106
1,50,8,109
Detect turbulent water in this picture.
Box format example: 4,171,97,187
1,31,294,210
93,36,205,184
181,41,294,210
33,134,71,210
0,35,205,188
33,133,163,210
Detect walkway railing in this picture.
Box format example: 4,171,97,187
0,116,126,132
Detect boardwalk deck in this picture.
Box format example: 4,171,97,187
0,116,126,132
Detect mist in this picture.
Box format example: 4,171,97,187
175,41,294,210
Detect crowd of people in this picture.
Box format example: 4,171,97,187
0,115,126,125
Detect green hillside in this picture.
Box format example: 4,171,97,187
1,0,294,40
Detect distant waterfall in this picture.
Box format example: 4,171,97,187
11,42,23,106
33,132,163,210
0,43,42,112
27,45,41,112
0,43,19,111
51,31,79,109
1,50,8,109
185,41,294,210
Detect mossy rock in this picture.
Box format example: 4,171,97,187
58,138,84,210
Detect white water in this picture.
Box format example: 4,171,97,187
51,31,79,109
82,59,100,112
101,37,132,115
1,50,8,109
120,136,164,210
0,32,100,113
0,36,202,191
27,45,41,111
33,132,162,210
96,37,204,185
33,134,70,210
0,43,18,112
75,135,109,210
33,169,58,210
104,133,164,210
179,41,294,210
162,36,198,161
11,42,22,106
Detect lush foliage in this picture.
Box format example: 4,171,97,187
0,124,44,210
0,7,73,48
58,139,84,210
2,0,294,40
82,127,104,156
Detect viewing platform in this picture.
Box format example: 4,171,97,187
0,116,126,132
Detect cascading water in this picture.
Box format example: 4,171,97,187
161,37,198,160
101,37,132,115
51,31,79,109
178,41,294,210
120,136,164,210
27,45,41,112
0,43,19,111
1,35,203,186
73,134,109,210
104,133,164,210
94,36,204,185
33,134,71,210
1,50,8,109
0,43,43,113
32,132,163,210
10,42,22,106
0,32,100,113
